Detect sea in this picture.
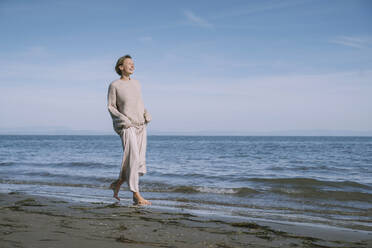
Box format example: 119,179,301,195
0,135,371,232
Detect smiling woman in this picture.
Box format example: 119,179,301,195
107,55,152,206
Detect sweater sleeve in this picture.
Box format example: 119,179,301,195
144,108,152,123
107,84,133,133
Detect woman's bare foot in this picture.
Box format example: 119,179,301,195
113,192,120,201
110,180,122,201
133,192,151,205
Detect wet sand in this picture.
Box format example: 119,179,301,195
0,192,371,248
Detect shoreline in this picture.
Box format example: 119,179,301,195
1,191,371,248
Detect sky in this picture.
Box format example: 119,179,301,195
0,0,371,135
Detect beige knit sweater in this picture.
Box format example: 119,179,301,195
107,78,151,135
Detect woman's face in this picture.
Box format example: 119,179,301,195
120,58,135,75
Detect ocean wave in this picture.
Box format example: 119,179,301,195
50,161,112,168
270,188,372,203
0,161,112,169
0,178,259,197
7,171,115,184
149,171,228,180
171,186,200,193
2,175,371,203
165,184,371,202
171,186,244,195
0,179,103,189
0,162,15,166
248,177,372,190
141,184,259,196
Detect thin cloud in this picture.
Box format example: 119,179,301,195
24,46,49,57
330,36,372,49
183,10,213,28
0,58,114,85
208,0,310,20
132,1,303,32
138,36,153,43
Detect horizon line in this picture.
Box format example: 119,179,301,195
1,129,372,137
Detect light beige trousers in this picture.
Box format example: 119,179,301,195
112,125,147,193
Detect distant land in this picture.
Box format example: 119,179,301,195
150,129,372,137
0,126,371,136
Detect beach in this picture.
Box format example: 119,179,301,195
1,191,371,248
2,0,372,246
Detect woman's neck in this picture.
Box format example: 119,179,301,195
120,74,131,81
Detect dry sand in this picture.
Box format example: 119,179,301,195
0,191,371,248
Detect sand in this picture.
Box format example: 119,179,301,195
0,191,371,248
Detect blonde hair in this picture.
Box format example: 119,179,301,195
115,55,132,75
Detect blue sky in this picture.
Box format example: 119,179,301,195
0,0,371,134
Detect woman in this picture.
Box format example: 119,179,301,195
107,54,152,205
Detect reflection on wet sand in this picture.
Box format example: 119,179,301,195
1,192,371,248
